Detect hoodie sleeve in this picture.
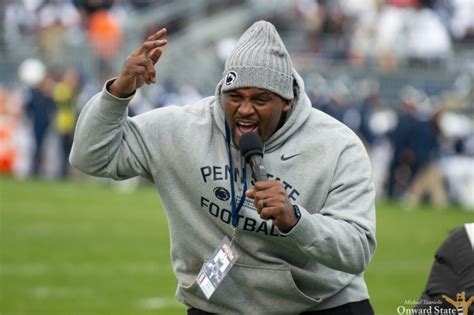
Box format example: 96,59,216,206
69,82,155,182
281,139,376,275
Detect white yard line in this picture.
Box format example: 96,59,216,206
0,262,171,276
29,286,93,299
137,297,184,310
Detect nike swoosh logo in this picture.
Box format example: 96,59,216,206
281,153,301,161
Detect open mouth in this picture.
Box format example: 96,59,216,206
235,120,258,139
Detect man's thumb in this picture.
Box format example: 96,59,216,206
245,189,255,198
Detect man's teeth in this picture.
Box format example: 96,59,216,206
237,122,257,133
237,122,256,127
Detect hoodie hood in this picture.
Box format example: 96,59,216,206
213,68,312,153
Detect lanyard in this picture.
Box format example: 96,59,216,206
225,123,247,228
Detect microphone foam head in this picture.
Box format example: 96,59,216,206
239,132,263,162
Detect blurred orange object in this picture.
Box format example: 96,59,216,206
87,10,123,58
0,105,15,174
0,88,20,174
387,0,418,7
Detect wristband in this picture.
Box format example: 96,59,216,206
293,205,301,221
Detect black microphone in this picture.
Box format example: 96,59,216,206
239,132,267,182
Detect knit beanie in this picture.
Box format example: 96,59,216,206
221,21,294,100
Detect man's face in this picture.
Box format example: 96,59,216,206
223,88,292,146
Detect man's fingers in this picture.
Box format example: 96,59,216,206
245,188,255,199
143,60,155,83
256,196,275,214
126,56,156,84
128,37,166,83
150,47,163,65
126,64,153,84
254,190,273,204
134,38,167,56
126,64,147,76
254,180,283,191
141,39,167,55
260,207,278,220
147,28,167,41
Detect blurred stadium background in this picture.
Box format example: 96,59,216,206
0,0,473,314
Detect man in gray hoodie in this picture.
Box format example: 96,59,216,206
70,21,376,314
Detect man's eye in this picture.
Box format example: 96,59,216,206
229,95,241,101
254,98,268,104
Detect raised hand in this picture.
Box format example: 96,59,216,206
109,28,167,98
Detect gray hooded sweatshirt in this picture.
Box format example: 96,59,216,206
70,70,376,314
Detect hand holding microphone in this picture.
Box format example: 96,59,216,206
239,132,299,232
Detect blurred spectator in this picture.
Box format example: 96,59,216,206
3,0,38,52
345,0,379,66
355,80,381,146
375,1,452,70
319,80,350,122
127,0,163,10
318,0,350,59
439,112,474,210
403,108,448,208
295,0,324,53
37,0,81,59
440,138,474,210
21,59,57,177
73,0,114,16
405,4,452,66
386,87,449,207
366,108,398,198
386,87,426,198
319,0,346,35
305,74,331,111
447,0,474,41
52,67,80,178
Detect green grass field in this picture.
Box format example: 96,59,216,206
1,176,472,315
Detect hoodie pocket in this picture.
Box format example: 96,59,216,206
178,263,322,314
232,263,322,305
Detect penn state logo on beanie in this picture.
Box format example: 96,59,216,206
225,71,237,86
221,21,294,100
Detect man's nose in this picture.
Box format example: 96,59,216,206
237,100,255,116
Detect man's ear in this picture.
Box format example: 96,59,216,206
283,78,297,113
283,100,293,113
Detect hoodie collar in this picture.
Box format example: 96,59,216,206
213,69,312,153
